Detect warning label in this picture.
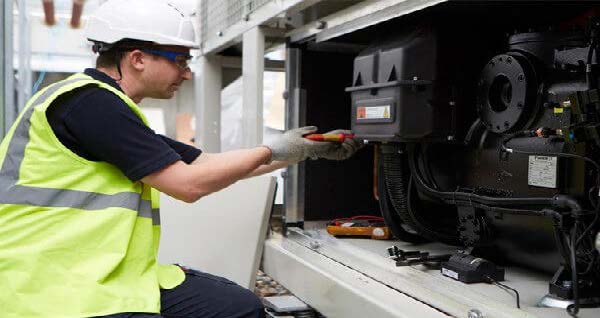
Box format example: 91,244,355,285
357,105,391,120
528,155,558,188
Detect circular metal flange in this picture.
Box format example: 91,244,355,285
477,53,537,134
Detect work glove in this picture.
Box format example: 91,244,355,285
263,126,332,163
308,129,364,161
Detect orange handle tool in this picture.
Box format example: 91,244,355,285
305,133,354,142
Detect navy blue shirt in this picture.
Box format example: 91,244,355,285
46,68,202,181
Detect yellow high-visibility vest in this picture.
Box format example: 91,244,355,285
0,73,184,318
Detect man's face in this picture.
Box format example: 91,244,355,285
140,45,193,99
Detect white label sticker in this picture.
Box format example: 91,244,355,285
442,268,459,280
357,105,391,120
528,155,558,188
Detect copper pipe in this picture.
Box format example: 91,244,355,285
42,0,55,26
70,0,85,28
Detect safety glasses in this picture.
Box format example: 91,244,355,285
142,49,193,70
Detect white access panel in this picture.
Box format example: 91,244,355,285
158,175,277,289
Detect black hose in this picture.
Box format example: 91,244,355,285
377,149,428,243
408,145,561,208
407,177,462,245
381,149,421,232
381,145,461,245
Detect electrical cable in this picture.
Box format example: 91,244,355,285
484,274,521,309
567,227,580,317
502,132,600,316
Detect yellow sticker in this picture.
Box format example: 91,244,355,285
554,107,563,114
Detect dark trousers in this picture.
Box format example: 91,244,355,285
96,269,265,318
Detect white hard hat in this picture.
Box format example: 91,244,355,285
85,0,198,49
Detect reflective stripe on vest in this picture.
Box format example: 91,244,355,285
0,77,153,219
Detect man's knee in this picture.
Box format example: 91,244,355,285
234,288,265,318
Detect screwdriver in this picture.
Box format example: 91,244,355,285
304,133,355,142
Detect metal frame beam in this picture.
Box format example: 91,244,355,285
242,26,265,147
16,0,32,114
196,55,223,152
1,0,14,136
200,0,311,56
220,56,285,72
287,0,448,43
262,233,450,318
283,45,305,224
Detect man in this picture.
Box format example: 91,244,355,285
0,1,361,317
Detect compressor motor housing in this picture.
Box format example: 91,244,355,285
348,20,600,305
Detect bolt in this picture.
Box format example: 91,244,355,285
413,76,419,81
316,20,327,29
309,241,321,250
217,31,223,37
364,139,369,144
468,309,485,318
243,14,250,21
447,135,455,141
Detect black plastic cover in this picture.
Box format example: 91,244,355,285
347,27,453,142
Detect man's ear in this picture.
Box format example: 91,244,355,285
127,50,146,71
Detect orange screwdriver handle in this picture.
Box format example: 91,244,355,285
305,133,354,142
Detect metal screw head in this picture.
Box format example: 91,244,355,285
316,20,327,29
413,76,419,81
217,31,223,37
309,241,321,250
468,309,485,318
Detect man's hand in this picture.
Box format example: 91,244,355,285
263,126,332,163
263,127,363,163
308,129,363,160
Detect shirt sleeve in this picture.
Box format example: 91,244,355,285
158,135,202,164
62,88,183,181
